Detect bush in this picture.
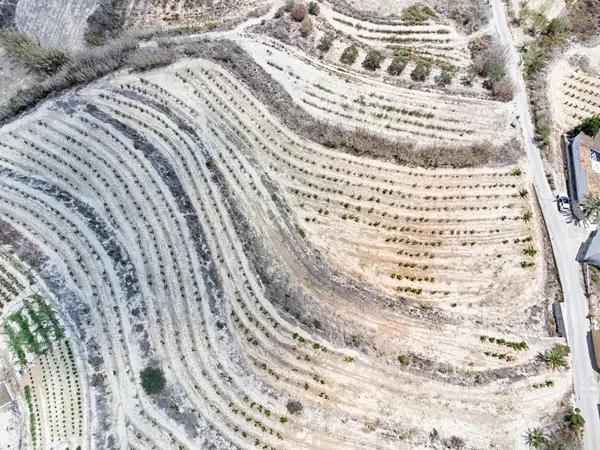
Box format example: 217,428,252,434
566,408,585,430
577,116,600,137
308,1,319,15
492,78,514,101
140,366,166,395
317,32,335,52
387,56,407,75
0,30,69,74
473,42,507,83
544,18,566,36
410,61,431,81
299,16,313,37
290,2,308,21
397,355,410,366
402,4,436,22
362,49,384,70
438,69,454,85
340,45,358,65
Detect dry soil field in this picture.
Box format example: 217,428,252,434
0,1,578,449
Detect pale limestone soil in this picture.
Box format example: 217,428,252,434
14,0,100,50
0,48,569,450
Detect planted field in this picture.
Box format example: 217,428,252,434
14,0,99,50
0,54,568,449
123,0,269,30
320,3,471,69
241,35,514,146
2,294,85,449
560,71,600,125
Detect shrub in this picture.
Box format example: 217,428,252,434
362,49,384,70
473,42,507,83
410,61,431,81
318,32,335,51
300,16,313,37
290,2,308,21
308,1,319,15
387,56,407,75
566,408,585,430
492,78,514,101
140,366,166,395
542,344,570,369
438,69,454,85
577,115,600,137
397,355,409,366
340,45,358,65
401,4,436,22
125,46,176,71
0,30,69,74
286,400,303,414
544,18,566,36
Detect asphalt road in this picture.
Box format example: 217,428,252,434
491,1,600,447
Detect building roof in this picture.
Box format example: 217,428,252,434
581,131,600,152
581,230,600,267
569,132,590,204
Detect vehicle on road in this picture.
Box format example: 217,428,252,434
556,194,571,213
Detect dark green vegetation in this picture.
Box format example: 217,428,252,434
541,344,570,370
340,45,358,65
362,49,384,71
23,385,37,446
410,61,431,81
141,366,167,395
386,56,407,76
577,116,600,137
317,32,335,52
3,294,64,366
401,4,436,22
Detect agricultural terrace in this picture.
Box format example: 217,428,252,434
14,0,99,50
2,293,86,449
548,45,600,131
318,2,471,71
123,0,269,30
0,55,569,449
239,35,514,146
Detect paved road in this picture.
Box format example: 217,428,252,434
491,1,600,447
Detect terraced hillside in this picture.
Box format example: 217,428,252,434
240,35,514,146
0,52,569,449
14,0,99,50
123,0,269,30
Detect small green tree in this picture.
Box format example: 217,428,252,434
525,428,547,448
542,344,570,370
340,45,359,65
362,49,384,70
318,32,335,51
577,115,600,137
566,408,585,431
544,18,566,36
438,69,454,85
308,1,319,15
410,61,431,81
140,366,166,395
387,56,407,75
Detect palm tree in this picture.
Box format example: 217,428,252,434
525,427,547,448
581,194,600,223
